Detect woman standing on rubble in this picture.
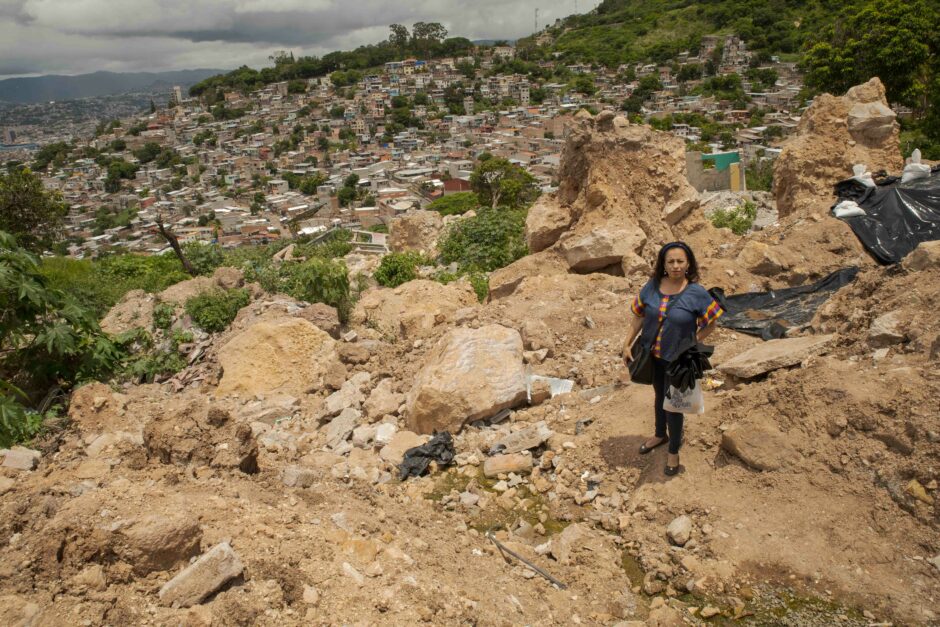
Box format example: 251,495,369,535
622,242,724,476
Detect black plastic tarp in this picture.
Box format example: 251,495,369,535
711,267,859,340
832,168,940,265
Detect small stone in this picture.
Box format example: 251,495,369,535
863,610,876,620
666,515,693,546
459,491,480,507
483,452,533,478
342,562,365,586
302,585,320,606
158,542,244,608
282,465,316,488
1,446,40,471
906,479,934,504
0,476,15,495
342,330,358,342
700,606,720,618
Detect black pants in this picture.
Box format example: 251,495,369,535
653,357,683,454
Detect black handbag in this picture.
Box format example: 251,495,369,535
628,338,654,385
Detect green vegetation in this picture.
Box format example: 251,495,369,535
185,288,250,333
374,251,432,288
427,192,480,216
0,167,68,252
709,201,757,235
470,158,540,210
746,159,774,191
190,23,471,98
438,207,528,273
253,257,351,320
0,231,121,445
802,0,940,153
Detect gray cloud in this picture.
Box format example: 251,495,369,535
0,0,599,78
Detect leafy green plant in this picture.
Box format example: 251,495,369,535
438,207,528,273
374,251,432,288
182,242,225,275
468,273,489,303
0,231,123,444
185,288,250,333
152,302,175,330
709,201,757,235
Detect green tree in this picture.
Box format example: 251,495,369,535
0,167,68,252
802,0,939,112
389,23,410,53
427,191,479,216
469,158,540,209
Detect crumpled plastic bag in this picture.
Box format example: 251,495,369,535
398,431,455,480
664,380,705,414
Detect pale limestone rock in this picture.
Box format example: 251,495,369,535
406,324,527,434
718,335,835,379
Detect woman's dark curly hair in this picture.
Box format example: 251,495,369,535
651,241,700,286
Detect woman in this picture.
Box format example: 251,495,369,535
622,242,724,476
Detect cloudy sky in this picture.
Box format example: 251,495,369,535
0,0,601,78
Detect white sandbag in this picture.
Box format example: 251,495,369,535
851,163,875,187
902,150,931,183
833,200,866,218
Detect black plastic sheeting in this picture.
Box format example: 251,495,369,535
832,167,940,265
710,267,859,340
398,431,455,480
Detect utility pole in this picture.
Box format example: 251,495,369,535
534,8,539,33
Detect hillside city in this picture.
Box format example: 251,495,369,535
9,35,806,259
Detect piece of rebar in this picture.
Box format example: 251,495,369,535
485,530,567,590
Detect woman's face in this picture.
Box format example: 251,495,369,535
664,248,689,280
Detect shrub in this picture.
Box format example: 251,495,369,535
709,201,757,235
468,273,489,303
115,328,190,384
182,242,225,275
185,288,250,333
0,231,122,444
374,251,432,288
438,207,528,273
152,302,175,330
253,257,351,320
428,192,480,216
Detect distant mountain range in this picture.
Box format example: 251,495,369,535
0,69,227,104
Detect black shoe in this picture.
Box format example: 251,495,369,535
664,463,680,476
639,437,668,454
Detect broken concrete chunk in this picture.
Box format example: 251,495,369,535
158,542,244,608
717,335,835,379
666,515,693,546
868,311,905,347
491,421,554,455
326,408,361,449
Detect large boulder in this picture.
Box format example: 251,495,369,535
100,289,156,335
774,78,903,217
216,317,340,397
158,276,217,306
525,195,573,253
554,113,699,241
487,251,568,300
350,280,477,339
721,420,802,471
406,324,528,434
556,223,647,273
718,334,835,379
388,210,444,255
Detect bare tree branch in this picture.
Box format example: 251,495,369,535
156,213,196,276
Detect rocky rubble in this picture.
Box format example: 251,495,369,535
2,81,938,626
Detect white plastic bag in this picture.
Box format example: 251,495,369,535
663,380,705,414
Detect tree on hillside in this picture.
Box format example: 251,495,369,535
155,214,196,276
411,22,448,60
0,167,68,252
389,24,410,54
470,158,540,210
802,0,938,112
